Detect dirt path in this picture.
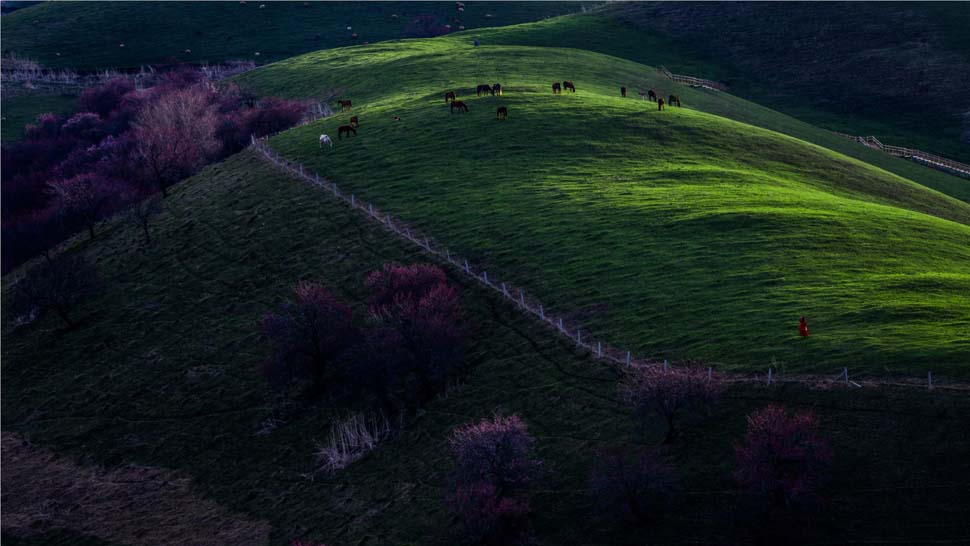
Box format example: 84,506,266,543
1,432,270,546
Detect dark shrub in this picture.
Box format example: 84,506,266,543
590,447,682,524
8,253,101,328
621,365,722,443
78,78,135,118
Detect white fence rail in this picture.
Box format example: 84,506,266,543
832,131,970,179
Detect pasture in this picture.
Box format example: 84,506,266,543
2,152,968,545
236,40,970,377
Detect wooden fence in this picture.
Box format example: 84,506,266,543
832,132,970,179
658,65,728,91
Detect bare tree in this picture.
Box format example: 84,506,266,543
621,365,723,443
130,86,220,197
124,197,163,245
9,254,101,328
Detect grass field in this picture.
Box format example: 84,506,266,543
0,1,587,69
233,40,970,378
1,93,77,142
3,152,969,545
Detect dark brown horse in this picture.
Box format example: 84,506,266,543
621,86,627,98
338,99,352,111
552,82,562,94
492,83,502,96
668,94,681,107
350,115,359,128
476,84,493,97
647,89,657,102
657,98,665,111
444,91,456,103
563,80,576,92
338,125,356,139
496,106,508,120
450,100,468,113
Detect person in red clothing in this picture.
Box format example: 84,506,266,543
799,316,810,337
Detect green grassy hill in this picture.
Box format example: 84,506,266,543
3,152,969,546
0,1,587,69
459,3,970,164
1,93,77,142
234,39,970,378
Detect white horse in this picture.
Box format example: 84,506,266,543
319,134,333,149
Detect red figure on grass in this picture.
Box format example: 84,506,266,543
799,316,810,337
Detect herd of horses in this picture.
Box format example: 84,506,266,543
319,81,684,148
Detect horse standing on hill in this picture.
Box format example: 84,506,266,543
669,95,681,107
476,84,493,97
319,134,333,148
338,125,356,139
496,106,508,120
657,98,665,111
338,99,352,111
552,82,562,94
350,115,359,127
563,80,576,92
647,89,657,102
445,90,456,103
621,86,627,98
450,100,469,113
492,83,503,96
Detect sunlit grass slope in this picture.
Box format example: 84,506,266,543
4,153,969,545
236,40,970,377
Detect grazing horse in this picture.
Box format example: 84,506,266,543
450,100,468,113
668,94,681,107
621,86,627,98
445,90,456,103
350,115,359,127
647,89,657,102
552,82,562,94
319,134,333,148
563,80,576,92
496,106,508,120
657,98,665,111
338,99,352,111
492,83,503,96
476,84,493,97
338,125,356,139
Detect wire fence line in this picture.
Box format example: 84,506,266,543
831,131,970,179
249,134,969,394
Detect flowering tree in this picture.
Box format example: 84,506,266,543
130,86,220,196
447,414,542,543
735,405,833,511
621,365,722,443
261,282,357,395
49,173,124,239
364,263,464,404
589,447,682,524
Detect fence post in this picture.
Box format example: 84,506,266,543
502,283,508,297
483,271,488,285
368,203,373,216
576,329,582,345
663,359,668,372
597,341,602,357
519,289,525,307
928,371,933,390
626,351,631,367
464,259,470,274
351,194,355,207
316,173,320,186
558,317,564,331
708,367,712,383
446,249,451,261
767,368,772,385
332,181,337,195
539,305,545,320
843,367,848,386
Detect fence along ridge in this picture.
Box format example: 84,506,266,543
657,65,728,92
249,135,969,393
831,131,970,179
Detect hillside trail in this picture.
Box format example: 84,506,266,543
0,431,271,546
249,139,970,394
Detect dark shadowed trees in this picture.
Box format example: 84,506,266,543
589,446,682,524
8,253,101,328
621,365,723,443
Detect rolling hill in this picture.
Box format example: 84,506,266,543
3,152,969,546
0,1,587,68
234,38,970,378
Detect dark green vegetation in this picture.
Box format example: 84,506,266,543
0,93,77,142
4,153,969,545
0,1,585,69
236,40,970,377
